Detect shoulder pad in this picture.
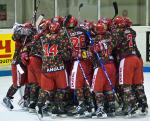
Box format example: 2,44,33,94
75,27,87,33
124,29,131,34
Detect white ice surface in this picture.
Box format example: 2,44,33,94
0,73,150,121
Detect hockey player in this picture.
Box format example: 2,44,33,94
51,16,75,111
65,16,95,117
20,22,45,112
112,16,148,116
35,21,72,118
89,18,117,118
3,22,35,110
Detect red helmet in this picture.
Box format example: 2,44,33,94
96,22,107,34
113,16,126,28
52,16,64,26
98,17,112,29
49,22,60,33
39,19,51,31
79,20,94,30
39,19,46,27
124,17,132,27
66,16,78,28
24,22,33,28
45,19,51,26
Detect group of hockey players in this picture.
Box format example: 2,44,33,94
2,14,148,119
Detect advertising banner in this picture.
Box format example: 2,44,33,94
0,34,15,66
146,32,150,61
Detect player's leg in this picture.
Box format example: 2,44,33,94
27,56,42,112
3,64,20,109
54,70,69,115
36,72,54,117
104,63,117,117
133,57,148,115
119,57,138,116
91,68,107,118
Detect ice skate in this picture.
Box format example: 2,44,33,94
92,106,107,119
124,104,138,117
138,104,148,115
28,102,36,113
2,97,14,110
18,98,29,111
35,105,44,120
69,103,90,118
51,104,67,118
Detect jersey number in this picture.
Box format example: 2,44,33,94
43,44,58,57
71,35,85,49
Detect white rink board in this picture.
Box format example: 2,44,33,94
132,26,150,66
1,26,150,66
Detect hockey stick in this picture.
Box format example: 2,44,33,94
32,0,41,25
86,31,119,102
36,14,44,31
79,3,83,12
112,1,118,20
63,15,72,44
78,3,84,22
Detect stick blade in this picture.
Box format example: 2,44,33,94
79,3,83,11
113,1,118,15
112,1,118,19
36,14,44,30
63,14,72,27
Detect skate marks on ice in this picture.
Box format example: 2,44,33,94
0,75,150,121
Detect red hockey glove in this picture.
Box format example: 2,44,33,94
89,43,101,53
21,52,29,65
72,49,82,59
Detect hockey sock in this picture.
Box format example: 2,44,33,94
122,85,137,115
104,91,115,116
37,89,48,106
6,84,18,99
133,84,148,108
94,92,107,117
95,91,105,107
55,89,69,114
83,87,96,111
45,90,56,112
29,83,40,104
23,84,31,100
76,88,84,103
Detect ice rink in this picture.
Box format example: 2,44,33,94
0,74,150,121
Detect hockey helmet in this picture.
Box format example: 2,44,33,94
124,17,132,27
95,22,108,34
98,17,112,30
66,16,78,28
52,16,64,26
24,22,33,28
49,22,60,33
113,16,126,28
39,19,51,31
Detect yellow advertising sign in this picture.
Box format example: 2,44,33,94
0,34,15,66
